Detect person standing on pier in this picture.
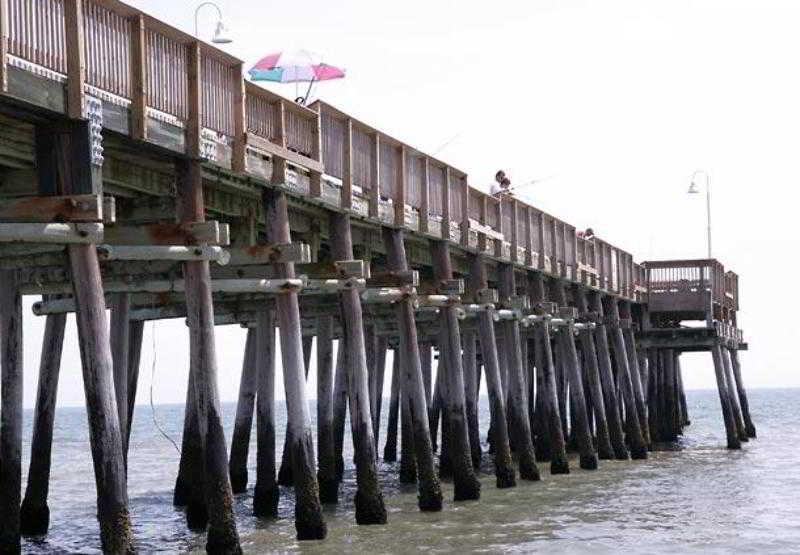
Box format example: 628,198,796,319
491,170,514,198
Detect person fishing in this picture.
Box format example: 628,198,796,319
491,170,514,198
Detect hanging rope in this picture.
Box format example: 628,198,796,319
149,320,181,455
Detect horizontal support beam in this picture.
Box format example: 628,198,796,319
366,270,418,288
226,243,311,265
22,277,304,296
97,245,230,264
0,223,103,244
103,221,230,246
0,194,115,223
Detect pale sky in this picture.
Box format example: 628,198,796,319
19,0,800,409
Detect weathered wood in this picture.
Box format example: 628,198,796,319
0,194,104,223
462,331,482,470
399,383,417,484
373,337,388,451
383,227,443,510
620,301,650,447
431,241,480,501
332,339,348,481
574,288,614,460
0,222,103,244
498,264,540,480
551,282,597,470
177,154,241,552
174,370,206,531
329,212,386,524
253,310,280,518
721,347,748,442
110,293,131,461
729,349,755,437
603,295,647,459
662,349,679,441
262,185,326,540
315,315,338,504
229,329,258,494
711,344,741,449
126,320,144,449
0,270,23,550
20,313,65,537
383,354,400,463
675,353,690,427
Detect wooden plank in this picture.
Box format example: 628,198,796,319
129,14,147,141
341,118,353,211
369,133,380,219
186,42,202,158
64,0,86,119
419,157,429,233
247,134,324,174
0,195,103,223
102,221,228,246
227,243,311,266
394,146,406,226
0,223,103,244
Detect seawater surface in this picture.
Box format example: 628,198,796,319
21,389,800,553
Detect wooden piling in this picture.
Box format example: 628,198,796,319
229,329,258,494
330,213,386,525
675,353,690,427
729,349,756,437
253,311,280,518
20,313,66,537
316,315,339,504
262,186,326,540
590,291,629,459
399,385,418,484
332,341,349,480
383,355,400,463
662,349,678,441
0,271,23,550
711,344,741,449
383,228,443,510
721,347,748,443
603,296,648,459
620,301,650,447
431,241,481,501
174,370,207,528
110,293,132,460
574,288,614,460
532,314,570,474
462,331,483,470
126,320,144,448
373,337,388,450
499,264,540,480
469,255,517,488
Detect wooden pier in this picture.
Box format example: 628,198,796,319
0,1,754,553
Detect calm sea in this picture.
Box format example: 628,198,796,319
20,388,800,554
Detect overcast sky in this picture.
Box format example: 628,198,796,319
20,0,800,409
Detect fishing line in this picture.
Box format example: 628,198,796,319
149,319,181,455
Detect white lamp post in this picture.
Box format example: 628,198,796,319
687,169,712,259
194,2,233,44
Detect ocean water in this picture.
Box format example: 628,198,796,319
20,388,800,554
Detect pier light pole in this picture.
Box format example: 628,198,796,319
194,2,233,44
688,170,712,259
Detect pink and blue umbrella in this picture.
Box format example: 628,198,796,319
248,49,346,83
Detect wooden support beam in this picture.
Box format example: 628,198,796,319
109,293,132,461
103,221,230,246
0,270,22,549
64,0,86,119
0,0,8,93
329,211,386,524
721,347,748,442
729,349,756,438
262,185,326,539
589,291,629,459
620,301,651,447
229,329,257,494
0,194,105,223
711,343,741,449
431,241,480,500
253,311,280,517
315,315,338,504
0,222,103,244
20,313,65,537
231,63,247,173
97,245,229,263
227,243,311,266
466,253,515,487
382,227,443,510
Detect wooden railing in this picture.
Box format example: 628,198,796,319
0,0,654,301
643,259,737,314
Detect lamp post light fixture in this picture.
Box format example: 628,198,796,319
687,169,712,259
194,2,233,44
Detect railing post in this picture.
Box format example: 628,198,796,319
0,0,10,93
510,200,518,262
231,62,246,173
441,166,451,238
419,156,429,233
129,14,147,141
341,118,353,211
460,175,469,247
64,0,86,119
369,132,380,218
309,105,322,197
394,145,406,226
537,212,546,270
524,206,533,266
